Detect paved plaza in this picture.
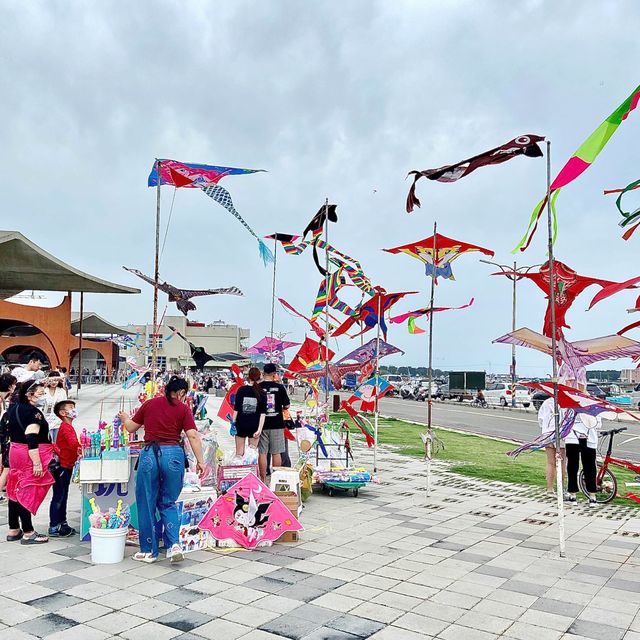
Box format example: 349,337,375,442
1,386,640,640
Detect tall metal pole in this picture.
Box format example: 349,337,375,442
77,292,84,394
373,292,382,472
546,141,566,557
270,236,278,343
323,198,330,408
426,221,437,496
511,260,517,407
152,159,161,382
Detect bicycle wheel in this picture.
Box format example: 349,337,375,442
579,466,617,503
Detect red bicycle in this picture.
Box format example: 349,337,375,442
579,427,640,504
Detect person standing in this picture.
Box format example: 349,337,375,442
41,371,67,442
118,376,205,563
0,373,17,502
565,413,599,507
538,396,566,496
258,363,290,482
232,367,266,459
48,400,79,537
5,382,54,544
12,353,44,384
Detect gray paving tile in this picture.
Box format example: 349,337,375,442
473,565,517,579
567,619,625,640
455,552,493,564
432,541,466,552
266,568,314,584
413,531,444,540
493,530,528,540
290,604,341,625
158,588,208,606
38,575,89,592
278,584,327,603
326,613,385,638
260,614,321,639
256,554,300,567
519,540,556,551
244,576,292,594
16,613,77,636
603,539,640,550
155,608,214,632
274,547,316,560
607,578,640,593
27,592,83,613
532,597,583,618
53,546,90,558
298,576,346,592
156,571,202,586
477,523,507,531
47,559,90,573
568,564,615,578
501,580,548,597
302,627,359,640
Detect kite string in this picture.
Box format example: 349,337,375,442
160,187,178,265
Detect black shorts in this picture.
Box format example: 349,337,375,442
235,422,259,439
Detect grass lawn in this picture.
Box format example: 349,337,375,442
332,412,639,507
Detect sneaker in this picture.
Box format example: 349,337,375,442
169,543,184,564
58,525,76,537
545,490,556,498
564,493,576,503
588,499,598,508
133,552,157,563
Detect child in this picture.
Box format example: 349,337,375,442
49,400,80,537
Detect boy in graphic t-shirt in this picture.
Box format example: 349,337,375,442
258,363,290,482
49,400,80,537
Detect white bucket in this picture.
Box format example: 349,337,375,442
90,527,127,564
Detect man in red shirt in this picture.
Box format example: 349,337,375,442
49,400,80,537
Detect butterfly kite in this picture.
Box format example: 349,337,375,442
246,336,300,365
123,267,242,316
168,326,248,370
148,159,273,265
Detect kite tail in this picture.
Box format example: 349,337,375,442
513,190,559,253
406,171,422,213
258,238,275,265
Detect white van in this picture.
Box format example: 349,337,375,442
484,383,531,407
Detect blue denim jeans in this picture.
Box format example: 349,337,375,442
136,444,184,556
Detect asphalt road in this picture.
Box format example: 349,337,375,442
375,395,640,462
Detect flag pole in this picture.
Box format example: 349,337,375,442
426,221,437,497
373,292,382,473
546,141,566,558
270,235,278,343
324,198,330,410
152,159,161,383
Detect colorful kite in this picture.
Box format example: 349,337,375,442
287,337,335,373
168,326,248,370
516,84,640,252
293,361,362,391
506,382,639,457
390,298,475,333
494,327,640,388
218,364,244,424
198,474,302,549
331,289,417,341
246,337,300,364
406,134,545,213
493,261,615,339
344,375,394,413
148,159,273,265
341,400,376,447
278,298,327,338
148,159,265,187
123,267,243,316
604,178,640,240
383,233,494,280
337,338,404,364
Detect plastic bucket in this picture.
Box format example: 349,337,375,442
90,527,127,564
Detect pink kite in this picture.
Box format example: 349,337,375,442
199,473,302,549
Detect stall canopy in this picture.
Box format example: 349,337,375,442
71,312,134,336
0,231,140,298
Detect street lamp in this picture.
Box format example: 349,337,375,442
480,259,539,407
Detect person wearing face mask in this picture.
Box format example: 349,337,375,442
118,376,205,563
48,401,80,537
5,382,54,544
41,371,67,442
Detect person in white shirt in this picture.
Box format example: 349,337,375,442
12,352,44,384
565,412,599,507
538,397,566,496
41,371,67,441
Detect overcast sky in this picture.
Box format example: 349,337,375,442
1,1,639,375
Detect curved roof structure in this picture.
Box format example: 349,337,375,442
0,231,140,298
71,312,134,336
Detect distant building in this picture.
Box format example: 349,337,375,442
620,368,640,384
121,316,250,371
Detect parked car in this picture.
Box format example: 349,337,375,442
531,383,609,411
532,390,549,410
434,383,449,400
586,383,607,401
484,382,531,407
